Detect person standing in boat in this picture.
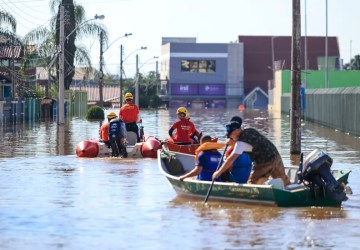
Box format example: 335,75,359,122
108,116,127,158
221,116,253,183
179,135,224,181
99,112,118,148
168,107,197,145
119,92,142,142
212,118,291,186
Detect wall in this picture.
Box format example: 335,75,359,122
281,87,360,136
281,70,360,94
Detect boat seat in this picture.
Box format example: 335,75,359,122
265,178,285,189
285,183,305,190
126,131,137,145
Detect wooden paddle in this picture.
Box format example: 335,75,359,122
204,145,228,204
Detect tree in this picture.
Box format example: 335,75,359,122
344,55,360,70
23,0,108,90
0,10,16,37
0,10,21,46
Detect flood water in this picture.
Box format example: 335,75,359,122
0,108,360,249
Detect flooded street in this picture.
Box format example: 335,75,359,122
1,108,360,249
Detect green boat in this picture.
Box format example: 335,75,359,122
158,149,351,207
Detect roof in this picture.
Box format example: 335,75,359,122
0,46,22,59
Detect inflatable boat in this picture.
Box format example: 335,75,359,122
76,131,162,158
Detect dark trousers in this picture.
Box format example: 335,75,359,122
125,122,140,142
109,139,127,157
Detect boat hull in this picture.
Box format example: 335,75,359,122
164,137,218,155
158,150,351,207
76,135,162,158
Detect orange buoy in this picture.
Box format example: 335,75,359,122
76,140,99,157
140,136,162,158
238,104,245,111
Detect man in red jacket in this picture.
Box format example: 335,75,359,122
119,92,141,142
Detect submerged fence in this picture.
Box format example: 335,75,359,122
0,90,88,126
282,87,360,136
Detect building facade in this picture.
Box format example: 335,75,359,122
160,38,244,108
238,35,341,96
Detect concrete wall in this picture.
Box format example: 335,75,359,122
281,87,360,136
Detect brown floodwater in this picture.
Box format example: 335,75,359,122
0,108,359,249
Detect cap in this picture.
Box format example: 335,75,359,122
225,121,241,138
107,112,117,119
230,116,242,126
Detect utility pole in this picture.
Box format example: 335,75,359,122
99,31,104,107
11,38,15,98
135,54,139,107
58,5,65,125
155,60,159,95
290,0,302,154
120,44,123,106
325,0,329,88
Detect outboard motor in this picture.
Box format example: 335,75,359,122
301,149,347,202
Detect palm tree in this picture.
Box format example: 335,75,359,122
23,0,108,90
0,10,16,38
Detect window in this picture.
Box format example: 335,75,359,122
181,60,216,73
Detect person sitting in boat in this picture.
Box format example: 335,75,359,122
168,107,197,145
119,92,142,142
108,117,127,158
212,118,291,186
221,116,253,183
179,135,225,181
186,112,202,144
99,112,118,148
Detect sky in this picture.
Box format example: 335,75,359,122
2,0,360,78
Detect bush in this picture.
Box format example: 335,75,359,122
86,105,104,120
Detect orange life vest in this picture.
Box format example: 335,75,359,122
195,142,226,161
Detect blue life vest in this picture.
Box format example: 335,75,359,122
196,150,222,181
108,118,126,141
229,153,252,184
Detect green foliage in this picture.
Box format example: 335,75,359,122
86,105,104,120
344,55,360,70
116,71,163,108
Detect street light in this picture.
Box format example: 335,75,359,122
119,46,147,105
104,33,132,54
139,56,159,71
99,33,132,107
66,14,105,41
58,6,104,124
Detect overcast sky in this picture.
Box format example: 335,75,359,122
3,0,359,77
